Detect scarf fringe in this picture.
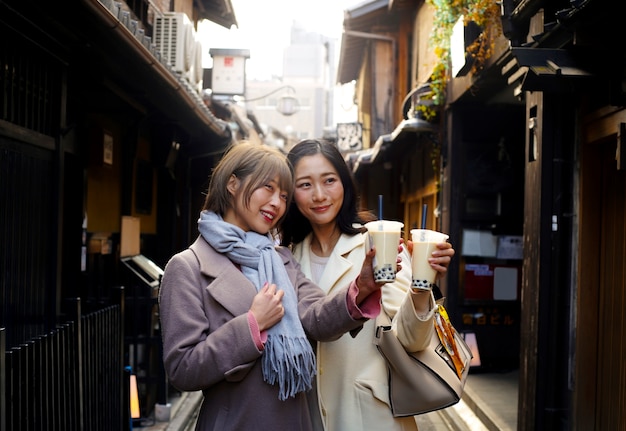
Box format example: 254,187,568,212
262,334,316,401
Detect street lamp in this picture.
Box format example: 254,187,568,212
240,85,300,116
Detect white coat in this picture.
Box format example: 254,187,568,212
292,231,436,431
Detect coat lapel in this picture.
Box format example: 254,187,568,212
190,237,257,317
294,233,365,294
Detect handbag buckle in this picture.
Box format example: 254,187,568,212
375,324,391,338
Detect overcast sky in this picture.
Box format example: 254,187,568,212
198,0,362,80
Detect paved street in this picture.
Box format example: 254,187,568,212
415,399,489,431
415,410,453,430
138,371,518,431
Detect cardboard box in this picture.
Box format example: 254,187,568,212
88,232,112,254
121,216,140,257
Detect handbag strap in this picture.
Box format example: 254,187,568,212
375,310,392,339
431,283,444,301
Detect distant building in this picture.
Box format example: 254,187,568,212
244,21,338,150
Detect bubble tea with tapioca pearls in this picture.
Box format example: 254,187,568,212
365,220,404,283
410,229,449,290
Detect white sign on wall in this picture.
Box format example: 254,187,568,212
212,55,246,95
336,122,363,152
210,49,250,95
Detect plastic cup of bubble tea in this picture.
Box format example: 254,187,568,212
410,229,449,291
365,220,404,283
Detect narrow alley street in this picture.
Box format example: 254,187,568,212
137,370,518,431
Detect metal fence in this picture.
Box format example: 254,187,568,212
1,297,128,431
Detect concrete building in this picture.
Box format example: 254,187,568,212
244,21,338,150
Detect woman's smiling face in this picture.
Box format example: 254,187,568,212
293,153,344,229
224,175,288,234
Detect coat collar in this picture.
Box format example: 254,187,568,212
188,236,294,316
190,236,231,277
293,231,366,294
189,236,291,276
189,236,256,317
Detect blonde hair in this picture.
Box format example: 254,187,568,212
202,142,294,223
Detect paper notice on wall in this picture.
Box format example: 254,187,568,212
496,236,523,260
493,267,518,300
461,229,497,257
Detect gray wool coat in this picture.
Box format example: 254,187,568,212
159,236,367,431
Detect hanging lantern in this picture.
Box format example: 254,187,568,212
277,91,299,116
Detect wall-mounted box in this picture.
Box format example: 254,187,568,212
88,232,112,254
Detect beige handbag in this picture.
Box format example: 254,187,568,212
374,301,473,417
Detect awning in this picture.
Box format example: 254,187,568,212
196,0,238,29
390,117,437,141
502,47,597,96
351,118,436,175
353,136,387,173
337,0,393,84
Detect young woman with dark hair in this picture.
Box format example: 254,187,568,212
280,139,455,431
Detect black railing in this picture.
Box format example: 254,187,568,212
1,295,128,431
80,300,126,431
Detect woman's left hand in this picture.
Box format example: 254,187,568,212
405,240,455,278
430,242,454,277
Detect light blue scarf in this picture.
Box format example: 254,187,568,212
197,210,316,400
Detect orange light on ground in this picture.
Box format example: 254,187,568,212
130,374,140,419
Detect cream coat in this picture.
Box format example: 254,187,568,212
292,231,436,431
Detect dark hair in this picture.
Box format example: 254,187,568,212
279,139,373,246
202,142,293,226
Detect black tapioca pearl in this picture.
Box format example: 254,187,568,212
411,279,432,289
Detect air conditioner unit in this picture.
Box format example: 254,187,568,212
154,12,195,74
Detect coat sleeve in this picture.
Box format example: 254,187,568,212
393,290,436,352
158,250,262,392
382,245,436,352
276,246,367,341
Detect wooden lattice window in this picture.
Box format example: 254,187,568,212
0,27,61,136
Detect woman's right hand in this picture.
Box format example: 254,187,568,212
355,246,385,304
250,283,285,331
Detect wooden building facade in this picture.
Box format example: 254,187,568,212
1,0,237,426
338,0,626,429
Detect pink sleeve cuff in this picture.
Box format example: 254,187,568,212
247,311,267,350
346,279,382,319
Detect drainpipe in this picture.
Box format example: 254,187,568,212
80,0,231,138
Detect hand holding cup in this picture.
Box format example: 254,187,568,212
365,220,404,283
410,229,450,291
